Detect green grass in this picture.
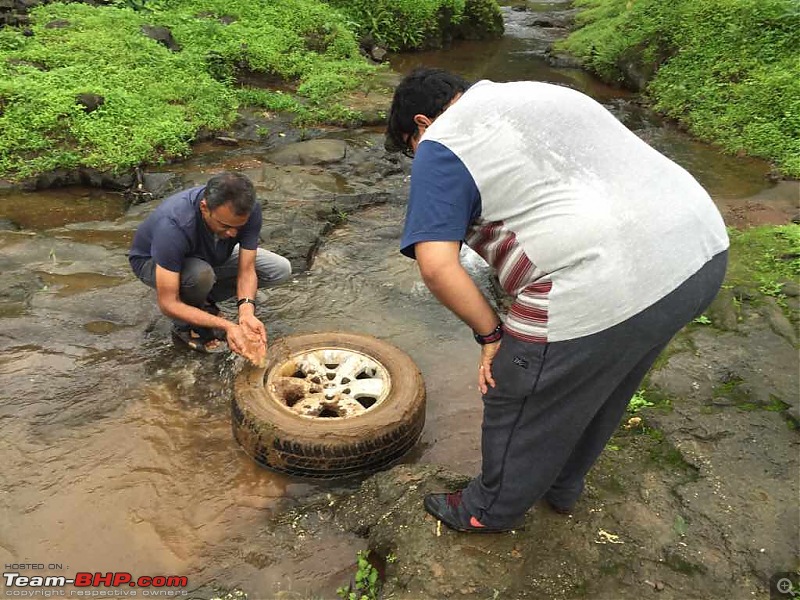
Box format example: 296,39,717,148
0,0,375,180
326,0,502,51
726,225,800,300
557,0,800,176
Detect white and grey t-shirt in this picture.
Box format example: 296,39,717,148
400,80,729,342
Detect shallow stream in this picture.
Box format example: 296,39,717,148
1,2,797,598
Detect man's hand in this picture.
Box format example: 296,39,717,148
225,322,266,366
478,340,501,394
239,313,267,344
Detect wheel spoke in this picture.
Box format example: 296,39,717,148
295,352,327,378
347,378,385,399
334,396,368,417
272,376,319,397
332,354,371,382
289,393,327,417
270,349,391,420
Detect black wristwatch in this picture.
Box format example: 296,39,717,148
473,323,503,345
236,297,256,308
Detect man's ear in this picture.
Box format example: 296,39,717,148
413,114,433,129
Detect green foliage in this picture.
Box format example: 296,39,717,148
558,0,800,176
0,0,376,180
336,551,381,600
327,0,467,50
692,315,711,325
627,389,654,413
726,224,800,300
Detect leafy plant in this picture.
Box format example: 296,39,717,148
326,0,473,51
557,0,800,176
692,315,711,325
0,0,378,180
337,551,381,600
627,389,654,413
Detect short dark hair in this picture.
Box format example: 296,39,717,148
204,171,256,215
385,68,470,152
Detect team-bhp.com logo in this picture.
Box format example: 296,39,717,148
4,572,188,596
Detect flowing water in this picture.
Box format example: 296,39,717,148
1,2,797,599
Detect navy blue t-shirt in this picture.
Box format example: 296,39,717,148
400,141,481,259
128,185,262,274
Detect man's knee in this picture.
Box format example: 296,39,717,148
181,258,216,303
256,251,292,287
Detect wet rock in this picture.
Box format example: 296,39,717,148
546,50,583,69
370,46,387,63
731,285,757,302
760,297,798,346
260,191,393,271
76,93,104,114
21,168,79,190
214,136,240,146
706,287,739,331
0,218,19,231
0,271,42,316
780,280,800,297
79,168,134,190
140,25,181,52
18,168,134,191
140,172,183,200
266,139,348,166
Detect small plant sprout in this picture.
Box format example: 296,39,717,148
627,389,654,413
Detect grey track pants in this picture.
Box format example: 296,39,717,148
133,245,291,327
461,251,728,528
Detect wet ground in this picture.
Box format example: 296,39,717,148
1,1,798,599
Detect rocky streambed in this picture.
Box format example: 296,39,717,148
1,2,798,599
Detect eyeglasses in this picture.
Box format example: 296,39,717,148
401,126,418,159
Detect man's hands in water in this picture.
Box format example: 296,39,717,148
226,314,267,365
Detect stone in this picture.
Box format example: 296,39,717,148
44,19,70,29
761,297,798,346
780,281,800,297
214,136,239,146
0,218,20,231
76,92,104,113
370,46,387,63
140,172,183,199
140,25,181,52
266,139,348,166
706,288,739,331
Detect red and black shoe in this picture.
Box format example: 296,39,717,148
423,491,524,533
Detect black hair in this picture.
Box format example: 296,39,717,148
204,171,256,215
385,67,470,152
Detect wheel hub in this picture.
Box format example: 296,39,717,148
267,348,391,419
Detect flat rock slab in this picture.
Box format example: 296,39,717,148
266,139,348,166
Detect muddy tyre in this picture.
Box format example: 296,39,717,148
233,332,426,478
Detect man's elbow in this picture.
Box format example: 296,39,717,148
418,260,448,289
156,295,179,318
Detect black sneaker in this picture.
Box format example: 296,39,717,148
423,491,523,533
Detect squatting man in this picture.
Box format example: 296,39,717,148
128,171,291,362
386,68,729,532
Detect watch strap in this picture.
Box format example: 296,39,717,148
473,323,503,345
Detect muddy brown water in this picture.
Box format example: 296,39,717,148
1,2,797,599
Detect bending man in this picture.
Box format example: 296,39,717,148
387,68,729,533
129,171,291,359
